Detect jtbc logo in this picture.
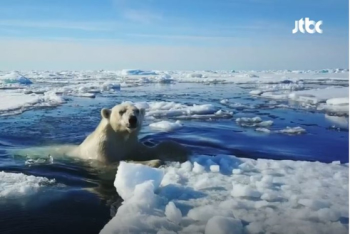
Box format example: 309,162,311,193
292,18,323,34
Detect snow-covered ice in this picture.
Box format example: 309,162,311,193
0,171,56,198
277,126,306,135
289,87,349,104
236,116,273,128
114,161,164,200
0,91,65,116
149,120,183,132
101,155,348,234
132,101,232,120
0,72,33,85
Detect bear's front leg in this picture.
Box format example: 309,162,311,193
154,140,190,162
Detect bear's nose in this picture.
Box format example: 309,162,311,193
129,116,137,126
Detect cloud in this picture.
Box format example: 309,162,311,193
0,20,116,31
122,9,162,24
112,0,162,24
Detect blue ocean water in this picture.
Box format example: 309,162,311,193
0,83,348,233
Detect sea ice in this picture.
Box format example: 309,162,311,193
165,202,182,225
0,91,65,116
205,216,243,234
102,154,348,234
236,116,273,128
255,128,271,133
277,126,306,135
0,171,56,198
131,101,232,120
114,162,164,200
149,120,183,132
0,72,33,85
120,69,158,76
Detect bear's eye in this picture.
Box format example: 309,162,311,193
119,110,126,115
135,109,139,114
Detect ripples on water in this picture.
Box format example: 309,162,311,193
0,83,348,233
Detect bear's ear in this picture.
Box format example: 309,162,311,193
140,108,145,116
101,108,111,119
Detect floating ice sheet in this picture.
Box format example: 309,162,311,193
101,155,348,234
0,91,65,116
0,171,56,198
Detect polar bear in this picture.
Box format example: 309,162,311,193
71,103,189,166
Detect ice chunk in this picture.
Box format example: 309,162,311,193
101,82,121,91
101,180,178,234
290,87,348,104
317,208,341,222
114,162,164,200
133,101,225,119
277,126,306,135
180,161,193,172
205,216,243,234
193,162,205,173
298,198,330,210
0,171,56,198
187,73,203,78
120,69,157,76
236,116,273,128
245,222,263,234
236,116,262,124
155,74,174,83
255,128,271,133
149,120,183,132
165,202,182,225
231,183,261,198
188,205,234,222
249,90,263,95
325,114,349,128
210,165,220,172
0,91,65,116
0,72,33,85
326,97,348,106
258,120,273,127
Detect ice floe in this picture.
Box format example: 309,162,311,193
0,91,65,116
289,87,349,104
0,171,56,198
132,101,233,120
236,116,273,128
101,154,348,234
277,126,307,135
150,120,183,132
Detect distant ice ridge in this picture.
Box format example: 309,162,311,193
0,171,56,198
101,155,348,234
0,91,65,116
0,72,33,85
118,69,158,76
251,86,349,115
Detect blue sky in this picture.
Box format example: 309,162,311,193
0,0,348,70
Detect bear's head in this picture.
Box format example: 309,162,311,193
101,103,145,134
